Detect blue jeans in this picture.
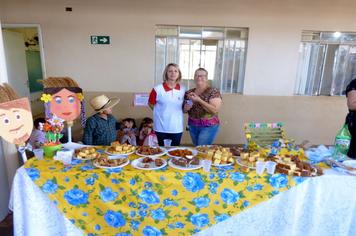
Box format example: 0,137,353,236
188,124,220,146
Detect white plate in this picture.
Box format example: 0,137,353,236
196,145,231,153
167,147,197,158
212,162,234,167
135,147,167,157
105,149,135,156
93,158,130,169
236,158,256,169
168,159,202,171
195,145,213,153
73,155,98,161
131,157,167,170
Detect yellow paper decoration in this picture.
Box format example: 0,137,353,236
76,93,84,101
40,94,52,103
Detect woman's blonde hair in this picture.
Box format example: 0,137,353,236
163,63,182,82
194,68,209,79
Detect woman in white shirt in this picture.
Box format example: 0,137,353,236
148,63,185,146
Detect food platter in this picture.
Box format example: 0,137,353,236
131,156,167,170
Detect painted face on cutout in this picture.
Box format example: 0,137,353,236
50,88,81,122
0,98,33,145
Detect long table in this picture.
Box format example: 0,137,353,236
9,155,356,236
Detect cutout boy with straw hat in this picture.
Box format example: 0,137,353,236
82,94,120,146
0,83,34,162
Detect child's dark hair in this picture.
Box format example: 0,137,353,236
122,118,136,129
139,117,153,131
34,117,46,129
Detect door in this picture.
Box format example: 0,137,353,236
0,22,11,222
2,29,30,98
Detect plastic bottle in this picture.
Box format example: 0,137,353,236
332,124,351,161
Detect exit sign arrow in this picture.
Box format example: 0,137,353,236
99,37,108,43
91,36,110,45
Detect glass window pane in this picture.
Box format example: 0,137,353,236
226,28,248,39
179,39,201,85
319,44,338,95
301,31,321,42
296,43,325,95
331,45,356,95
341,33,356,43
320,32,342,43
155,25,248,94
155,37,167,81
212,40,224,90
156,26,178,37
166,37,178,64
239,29,249,40
201,39,218,80
234,40,247,93
221,40,235,93
306,44,325,95
202,27,224,39
297,31,356,96
179,27,202,38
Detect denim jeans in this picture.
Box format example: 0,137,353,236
188,124,220,146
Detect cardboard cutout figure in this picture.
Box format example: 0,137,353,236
40,77,85,143
0,98,33,145
49,88,81,122
0,83,34,162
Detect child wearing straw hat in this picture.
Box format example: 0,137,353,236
82,95,121,146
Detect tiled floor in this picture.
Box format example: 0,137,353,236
0,212,13,236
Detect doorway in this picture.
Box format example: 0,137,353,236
1,24,46,116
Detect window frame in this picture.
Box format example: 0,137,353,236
154,25,249,94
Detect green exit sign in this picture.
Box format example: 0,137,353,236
90,36,110,44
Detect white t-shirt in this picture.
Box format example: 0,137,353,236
148,83,185,133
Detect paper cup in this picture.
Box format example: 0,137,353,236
163,139,172,147
202,159,212,172
256,161,266,175
61,154,72,165
265,161,277,174
33,149,44,160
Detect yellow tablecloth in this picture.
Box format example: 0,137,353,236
24,153,306,236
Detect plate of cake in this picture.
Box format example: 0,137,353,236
273,155,323,177
105,141,136,155
167,147,197,158
93,154,129,169
168,155,202,170
131,156,167,170
136,146,167,157
203,146,235,167
236,151,262,169
74,147,100,160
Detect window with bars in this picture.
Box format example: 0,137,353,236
295,30,356,96
155,25,249,93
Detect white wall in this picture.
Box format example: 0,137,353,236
1,0,356,95
0,0,354,147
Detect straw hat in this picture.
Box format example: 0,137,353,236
90,95,120,113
